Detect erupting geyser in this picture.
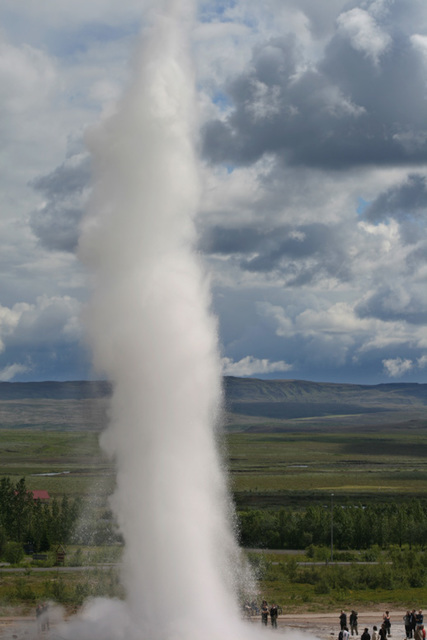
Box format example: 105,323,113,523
69,2,255,640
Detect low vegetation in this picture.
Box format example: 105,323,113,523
248,547,427,613
0,375,427,614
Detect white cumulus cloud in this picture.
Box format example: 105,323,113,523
382,357,414,377
221,356,292,377
337,7,392,66
0,363,32,382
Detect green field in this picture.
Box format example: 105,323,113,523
0,429,113,501
2,422,427,508
227,427,427,507
3,423,427,613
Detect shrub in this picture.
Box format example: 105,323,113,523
46,578,69,602
314,577,331,594
3,541,24,564
14,577,36,601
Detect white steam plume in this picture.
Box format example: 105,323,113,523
74,2,252,640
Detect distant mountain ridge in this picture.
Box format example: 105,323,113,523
0,377,425,429
223,376,427,425
1,377,425,401
0,380,112,400
224,376,427,402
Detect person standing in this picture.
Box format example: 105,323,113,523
350,611,359,636
36,604,42,634
261,601,269,626
41,602,50,631
340,612,348,631
405,611,412,638
270,603,278,628
372,626,379,640
383,611,391,637
411,611,417,637
343,627,350,640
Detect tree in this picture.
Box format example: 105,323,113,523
11,478,33,542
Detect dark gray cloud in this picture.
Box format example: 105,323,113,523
363,173,427,246
30,153,91,252
30,206,83,253
365,174,427,223
355,284,427,325
202,1,427,170
406,241,427,270
201,222,352,284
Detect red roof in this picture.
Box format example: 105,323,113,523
32,490,50,501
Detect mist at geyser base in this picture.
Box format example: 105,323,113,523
60,2,256,640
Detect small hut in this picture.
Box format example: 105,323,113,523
55,544,66,566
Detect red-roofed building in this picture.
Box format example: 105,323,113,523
31,490,50,502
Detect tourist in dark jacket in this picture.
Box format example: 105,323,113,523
361,628,371,640
261,601,269,626
405,611,413,638
350,611,358,636
270,604,278,628
340,612,348,631
411,611,417,636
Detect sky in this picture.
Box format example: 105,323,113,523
1,0,427,385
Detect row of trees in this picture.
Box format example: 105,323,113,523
0,477,82,554
237,499,427,550
0,477,123,559
4,477,427,558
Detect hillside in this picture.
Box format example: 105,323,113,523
225,376,427,423
0,380,111,400
0,378,425,431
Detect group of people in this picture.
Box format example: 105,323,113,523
339,609,425,640
340,611,361,636
260,601,280,628
404,610,425,640
339,610,391,640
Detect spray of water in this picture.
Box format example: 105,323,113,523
68,2,256,639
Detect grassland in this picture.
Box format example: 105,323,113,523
0,428,114,504
1,377,427,613
3,422,427,507
0,418,427,508
228,425,427,508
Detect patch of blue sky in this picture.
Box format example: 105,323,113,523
212,90,233,112
199,0,237,23
46,21,140,58
357,197,370,215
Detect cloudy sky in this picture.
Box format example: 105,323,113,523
1,0,427,384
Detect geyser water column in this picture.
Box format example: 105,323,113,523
79,2,246,639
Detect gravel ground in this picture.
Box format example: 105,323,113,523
252,610,406,640
0,609,408,640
